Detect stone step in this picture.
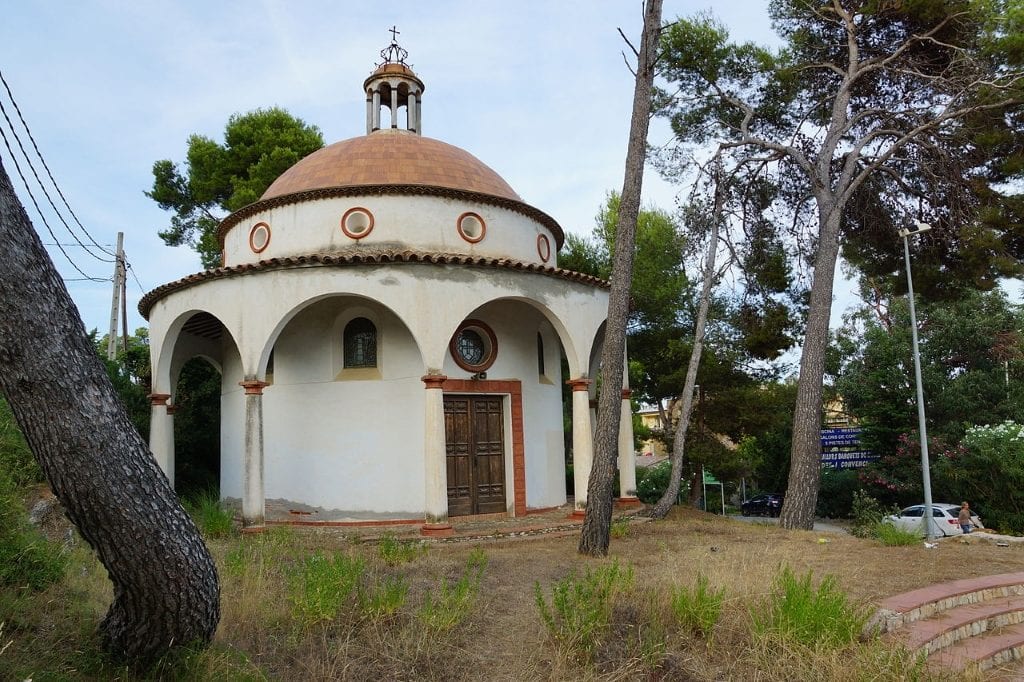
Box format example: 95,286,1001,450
927,621,1024,674
867,572,1024,635
895,595,1024,655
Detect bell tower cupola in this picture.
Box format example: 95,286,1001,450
364,27,425,135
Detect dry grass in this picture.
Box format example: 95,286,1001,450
4,507,1024,680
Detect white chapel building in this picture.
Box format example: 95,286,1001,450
141,41,638,534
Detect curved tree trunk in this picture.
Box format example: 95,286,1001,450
647,155,724,519
579,0,663,556
0,160,219,661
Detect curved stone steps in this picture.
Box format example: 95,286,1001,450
926,621,1024,674
869,572,1024,675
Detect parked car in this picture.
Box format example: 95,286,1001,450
886,503,984,537
741,494,783,517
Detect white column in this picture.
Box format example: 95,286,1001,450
148,393,174,487
365,96,372,134
416,93,422,134
618,389,639,503
240,380,267,530
390,86,399,128
408,93,417,133
372,90,381,130
568,379,593,515
421,375,452,535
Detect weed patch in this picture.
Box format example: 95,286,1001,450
671,572,725,639
183,488,235,539
288,550,365,628
535,558,635,662
378,532,426,565
873,522,920,546
751,567,869,649
610,516,631,539
417,548,487,631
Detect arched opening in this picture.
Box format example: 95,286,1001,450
173,357,221,499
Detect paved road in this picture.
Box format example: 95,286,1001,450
729,514,849,534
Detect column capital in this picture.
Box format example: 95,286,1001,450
147,393,171,406
239,380,269,395
566,378,592,392
166,405,178,416
421,374,448,389
621,389,633,399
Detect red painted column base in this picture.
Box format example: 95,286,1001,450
240,525,266,534
569,509,586,520
615,497,643,509
420,523,454,537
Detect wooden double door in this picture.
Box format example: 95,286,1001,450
444,395,506,516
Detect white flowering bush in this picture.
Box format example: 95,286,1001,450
954,421,1024,533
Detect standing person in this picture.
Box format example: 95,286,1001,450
958,502,974,534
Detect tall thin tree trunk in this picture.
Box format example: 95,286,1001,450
0,160,220,661
779,202,842,530
647,155,725,519
579,0,663,556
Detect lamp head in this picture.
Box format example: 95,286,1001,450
898,221,933,238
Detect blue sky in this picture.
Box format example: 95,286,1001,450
1,0,971,341
0,1,785,335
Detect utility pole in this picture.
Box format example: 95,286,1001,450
106,231,124,360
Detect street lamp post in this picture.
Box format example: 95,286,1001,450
899,220,935,541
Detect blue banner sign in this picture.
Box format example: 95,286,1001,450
820,427,877,468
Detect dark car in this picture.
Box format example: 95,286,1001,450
741,494,783,517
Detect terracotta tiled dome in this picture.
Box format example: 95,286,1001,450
261,130,522,202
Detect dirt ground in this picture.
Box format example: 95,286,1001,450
19,494,1024,680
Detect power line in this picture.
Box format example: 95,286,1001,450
0,123,106,282
0,94,115,264
124,258,147,296
0,68,115,261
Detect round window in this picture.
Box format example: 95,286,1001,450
457,212,486,243
537,234,551,263
249,222,271,253
341,207,374,239
449,320,497,372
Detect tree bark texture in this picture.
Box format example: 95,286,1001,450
0,160,219,661
579,0,663,556
779,205,842,530
647,155,724,520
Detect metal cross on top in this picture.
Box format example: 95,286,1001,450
379,26,409,66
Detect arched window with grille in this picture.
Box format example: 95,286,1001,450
343,317,377,368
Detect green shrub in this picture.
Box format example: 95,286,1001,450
815,468,859,518
183,488,234,538
636,460,675,504
849,490,894,538
535,559,635,660
417,549,487,631
670,573,725,640
751,567,869,649
288,551,365,628
873,521,919,546
952,421,1024,534
377,533,426,565
0,468,66,590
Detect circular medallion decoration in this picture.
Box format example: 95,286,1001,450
249,222,271,254
456,211,486,243
449,319,498,372
341,207,375,239
537,234,551,263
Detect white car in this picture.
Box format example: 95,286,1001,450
886,503,984,537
